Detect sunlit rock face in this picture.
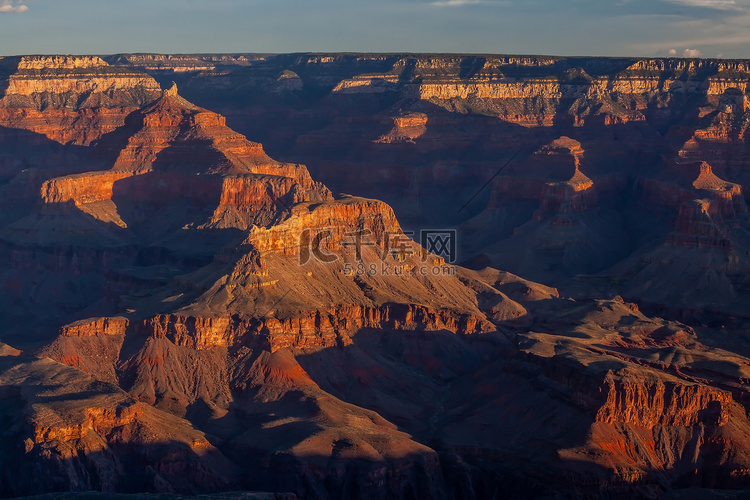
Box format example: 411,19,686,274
0,55,162,146
127,53,750,316
2,54,750,500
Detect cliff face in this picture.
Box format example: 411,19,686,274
604,161,750,313
595,373,732,429
0,56,161,146
494,293,750,492
664,162,745,250
5,56,159,100
0,345,237,497
321,56,750,127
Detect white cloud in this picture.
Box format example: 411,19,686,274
430,0,508,6
682,48,702,57
654,47,679,56
0,1,28,13
630,13,750,57
662,0,741,10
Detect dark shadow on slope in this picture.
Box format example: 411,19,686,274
109,140,246,258
0,200,136,346
458,57,486,80
0,124,95,195
0,189,230,347
278,328,612,499
287,323,750,497
111,170,221,239
0,439,238,498
85,107,151,170
0,57,20,99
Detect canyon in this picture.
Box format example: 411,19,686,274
0,53,749,499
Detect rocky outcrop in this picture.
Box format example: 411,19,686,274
535,137,596,218
30,86,331,233
60,317,129,337
0,56,161,145
240,196,399,255
56,303,489,354
41,170,132,206
492,137,592,207
539,168,595,216
596,373,732,428
4,56,159,98
374,113,428,143
0,347,236,497
692,161,746,216
668,198,732,250
664,163,746,250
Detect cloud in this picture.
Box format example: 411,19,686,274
0,0,28,13
429,0,508,6
682,48,702,57
662,0,741,10
654,47,679,56
629,11,750,57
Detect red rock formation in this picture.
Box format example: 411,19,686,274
492,136,595,211
668,199,732,250
374,113,428,143
0,346,237,496
30,84,331,233
596,372,732,428
57,303,488,355
539,168,595,214
666,163,745,250
531,138,598,226
41,171,132,206
60,316,128,337
0,56,162,145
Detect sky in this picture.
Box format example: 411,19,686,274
0,0,748,58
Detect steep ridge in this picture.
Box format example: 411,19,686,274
432,279,750,495
0,58,507,497
0,56,164,234
30,174,496,499
0,342,239,497
42,266,750,498
36,82,330,235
